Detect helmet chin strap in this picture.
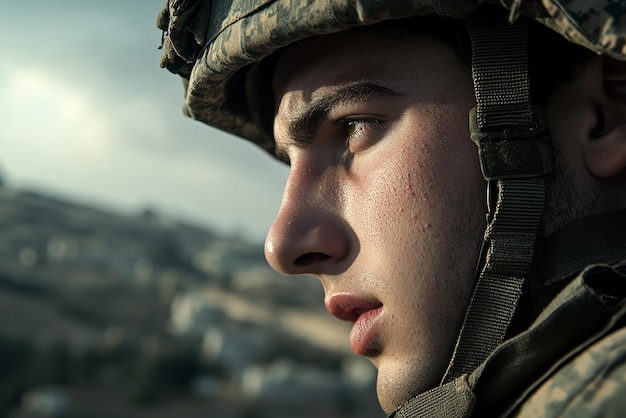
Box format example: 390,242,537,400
389,10,553,418
442,10,553,383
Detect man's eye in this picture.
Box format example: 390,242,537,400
345,119,368,137
339,117,384,139
338,117,386,153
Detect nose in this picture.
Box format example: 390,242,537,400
264,166,351,276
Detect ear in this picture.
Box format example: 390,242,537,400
585,127,626,178
584,57,626,179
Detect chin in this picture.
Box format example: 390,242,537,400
375,359,438,415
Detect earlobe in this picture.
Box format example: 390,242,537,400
584,57,626,179
585,125,626,178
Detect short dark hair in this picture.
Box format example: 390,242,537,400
528,22,594,105
371,13,593,105
370,15,472,68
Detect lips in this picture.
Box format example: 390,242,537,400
325,294,383,356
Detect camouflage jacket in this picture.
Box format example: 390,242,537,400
511,212,626,417
392,211,626,417
515,320,626,417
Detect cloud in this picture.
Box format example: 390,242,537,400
0,1,288,241
4,68,114,158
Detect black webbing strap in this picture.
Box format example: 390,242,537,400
442,179,545,381
441,13,551,383
470,18,533,131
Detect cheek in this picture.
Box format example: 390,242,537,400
346,141,447,256
351,109,479,228
341,94,483,248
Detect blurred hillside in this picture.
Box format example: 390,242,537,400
0,186,381,418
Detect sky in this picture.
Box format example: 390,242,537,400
0,0,289,243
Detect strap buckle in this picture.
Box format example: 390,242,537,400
469,105,553,180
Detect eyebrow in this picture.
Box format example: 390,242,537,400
276,82,403,157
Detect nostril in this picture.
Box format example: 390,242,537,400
294,252,330,266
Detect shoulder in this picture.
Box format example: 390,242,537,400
516,325,626,417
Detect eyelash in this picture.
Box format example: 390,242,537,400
336,117,385,150
275,116,386,165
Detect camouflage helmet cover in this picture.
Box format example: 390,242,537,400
158,0,626,155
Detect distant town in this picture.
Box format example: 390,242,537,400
0,185,381,417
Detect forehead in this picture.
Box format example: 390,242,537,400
274,28,400,97
271,26,462,109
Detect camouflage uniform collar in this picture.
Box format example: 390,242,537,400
158,0,626,149
471,262,626,416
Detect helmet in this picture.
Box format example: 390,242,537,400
157,0,626,153
157,0,626,415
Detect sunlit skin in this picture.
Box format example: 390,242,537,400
264,28,486,413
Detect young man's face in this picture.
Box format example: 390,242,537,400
265,27,485,413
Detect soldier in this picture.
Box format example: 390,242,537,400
158,1,626,416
